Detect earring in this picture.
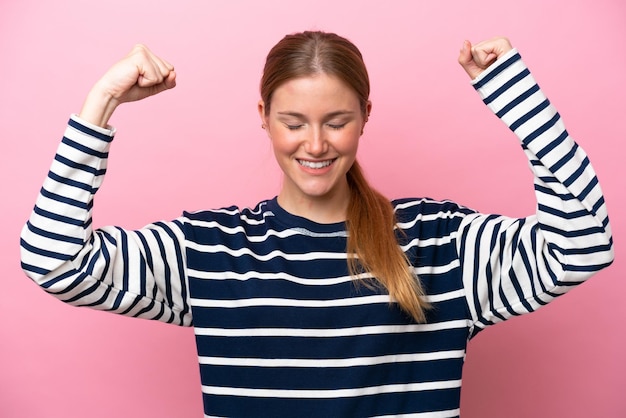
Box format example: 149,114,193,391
261,124,266,129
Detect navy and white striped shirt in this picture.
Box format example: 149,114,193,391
20,49,613,417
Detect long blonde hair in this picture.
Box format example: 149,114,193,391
260,31,430,322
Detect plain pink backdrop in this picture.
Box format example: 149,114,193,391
1,1,624,417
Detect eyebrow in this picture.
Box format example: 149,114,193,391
276,110,356,119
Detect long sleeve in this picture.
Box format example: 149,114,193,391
458,49,614,337
20,116,192,326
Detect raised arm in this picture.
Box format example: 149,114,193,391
455,38,614,336
20,46,191,325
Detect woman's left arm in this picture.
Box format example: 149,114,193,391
456,38,614,337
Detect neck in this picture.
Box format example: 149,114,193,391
277,184,350,224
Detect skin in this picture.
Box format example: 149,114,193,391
78,37,513,222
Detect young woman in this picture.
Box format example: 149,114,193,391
20,31,613,417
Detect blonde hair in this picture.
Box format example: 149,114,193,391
260,31,430,322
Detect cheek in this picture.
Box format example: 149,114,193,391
331,130,361,154
269,131,298,156
271,142,292,174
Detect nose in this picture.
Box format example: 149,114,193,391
304,126,328,156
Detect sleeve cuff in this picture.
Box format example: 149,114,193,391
70,114,117,138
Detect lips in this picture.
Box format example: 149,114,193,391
297,159,336,169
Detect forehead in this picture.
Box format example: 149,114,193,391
270,74,360,114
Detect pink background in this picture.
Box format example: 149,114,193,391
1,1,624,417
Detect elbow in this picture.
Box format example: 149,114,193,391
605,235,615,268
19,222,67,288
584,213,615,272
590,226,614,272
20,237,52,287
599,217,615,269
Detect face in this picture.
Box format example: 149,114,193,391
259,73,370,216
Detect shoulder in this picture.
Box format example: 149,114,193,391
182,200,274,227
392,197,476,236
392,197,475,219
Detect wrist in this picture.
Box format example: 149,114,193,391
78,83,120,128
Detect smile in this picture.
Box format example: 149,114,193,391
297,159,335,169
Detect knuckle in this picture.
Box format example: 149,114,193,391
130,44,151,59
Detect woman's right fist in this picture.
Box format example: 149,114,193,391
101,44,176,104
79,44,176,127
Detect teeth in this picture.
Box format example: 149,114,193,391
298,159,333,169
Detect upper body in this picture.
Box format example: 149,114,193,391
20,34,614,417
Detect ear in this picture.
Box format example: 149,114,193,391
361,100,373,135
365,100,372,123
258,100,270,136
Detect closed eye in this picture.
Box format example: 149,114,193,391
327,123,347,130
286,124,304,130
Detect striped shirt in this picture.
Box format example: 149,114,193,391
20,49,613,417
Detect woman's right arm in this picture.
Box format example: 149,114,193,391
19,46,191,325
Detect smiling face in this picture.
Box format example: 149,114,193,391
259,73,370,221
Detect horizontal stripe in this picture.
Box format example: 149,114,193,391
187,242,348,261
401,234,454,249
198,350,465,368
61,136,109,158
188,269,353,284
202,379,462,399
19,238,71,261
194,320,469,337
68,117,114,142
54,154,106,176
25,221,84,245
40,188,88,209
188,218,346,239
396,211,464,229
190,294,390,308
427,289,465,303
33,205,83,226
47,170,94,192
413,259,460,275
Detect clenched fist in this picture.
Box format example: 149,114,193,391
458,37,513,79
79,44,176,127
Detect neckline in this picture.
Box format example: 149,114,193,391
266,197,347,233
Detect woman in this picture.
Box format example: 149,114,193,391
20,31,613,417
